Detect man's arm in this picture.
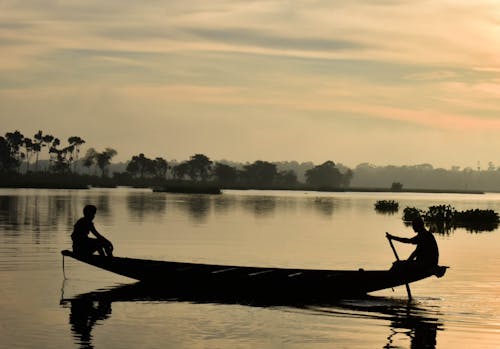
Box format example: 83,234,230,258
90,225,113,247
386,233,415,244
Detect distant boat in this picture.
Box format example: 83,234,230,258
61,250,447,300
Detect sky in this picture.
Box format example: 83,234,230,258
1,0,500,169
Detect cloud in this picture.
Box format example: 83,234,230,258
404,71,458,81
2,0,500,167
181,27,368,52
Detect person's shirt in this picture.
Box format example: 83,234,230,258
409,230,439,266
71,217,95,242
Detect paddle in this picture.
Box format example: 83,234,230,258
386,233,413,301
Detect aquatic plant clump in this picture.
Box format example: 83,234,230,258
454,209,500,233
374,200,399,213
402,207,424,222
402,205,500,233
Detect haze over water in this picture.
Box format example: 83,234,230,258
0,188,499,348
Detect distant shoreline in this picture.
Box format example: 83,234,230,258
0,181,484,195
340,187,484,195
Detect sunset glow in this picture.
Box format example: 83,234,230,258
2,1,500,167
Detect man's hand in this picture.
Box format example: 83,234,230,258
105,240,114,251
100,237,113,250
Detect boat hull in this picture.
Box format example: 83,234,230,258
61,250,446,299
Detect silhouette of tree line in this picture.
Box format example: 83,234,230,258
352,162,500,192
1,129,353,189
122,153,352,189
20,128,500,192
1,130,117,176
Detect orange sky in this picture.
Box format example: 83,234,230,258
1,1,500,168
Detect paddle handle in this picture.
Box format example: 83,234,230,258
386,233,412,301
386,235,400,260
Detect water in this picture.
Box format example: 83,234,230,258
0,188,499,348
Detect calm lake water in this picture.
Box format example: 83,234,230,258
0,188,499,348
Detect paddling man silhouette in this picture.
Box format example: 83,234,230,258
386,217,439,269
72,205,113,257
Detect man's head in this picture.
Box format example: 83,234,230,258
412,216,425,233
83,205,97,219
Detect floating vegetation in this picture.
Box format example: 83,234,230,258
402,207,423,222
402,205,499,233
454,209,500,233
374,200,399,214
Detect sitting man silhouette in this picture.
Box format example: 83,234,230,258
386,216,439,269
72,205,113,257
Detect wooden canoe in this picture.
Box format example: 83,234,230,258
61,250,447,300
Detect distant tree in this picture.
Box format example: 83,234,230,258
4,130,25,172
33,130,43,171
153,157,168,179
82,148,98,175
213,162,238,185
127,153,147,178
49,138,73,173
275,161,314,183
341,169,353,188
172,162,189,180
32,130,54,172
22,138,36,173
0,136,19,172
275,170,298,187
305,161,346,188
391,182,403,191
48,138,60,169
68,136,85,173
95,148,118,177
186,154,213,182
42,134,54,150
127,156,167,179
242,160,278,187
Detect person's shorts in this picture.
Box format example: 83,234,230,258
72,238,101,256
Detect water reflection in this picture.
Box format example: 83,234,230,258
337,299,440,349
84,194,111,220
126,192,166,221
311,197,336,216
164,194,213,222
241,196,277,217
172,194,340,220
61,283,442,349
403,220,498,235
0,194,73,236
212,195,238,214
65,297,112,349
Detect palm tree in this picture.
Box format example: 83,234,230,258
68,136,86,173
39,133,55,172
33,130,44,172
23,138,35,173
49,138,75,174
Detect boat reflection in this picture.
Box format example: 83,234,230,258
318,298,441,349
61,282,442,349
